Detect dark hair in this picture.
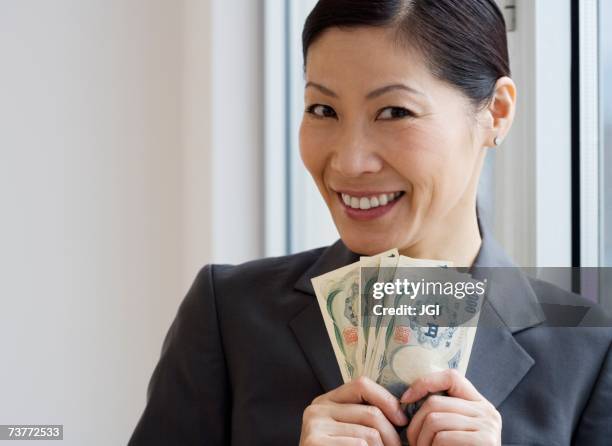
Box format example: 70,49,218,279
302,0,510,110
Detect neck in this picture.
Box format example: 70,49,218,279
399,197,483,268
400,150,486,267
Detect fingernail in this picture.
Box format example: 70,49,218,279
400,388,413,403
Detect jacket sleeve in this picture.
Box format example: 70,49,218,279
128,265,231,445
572,339,612,445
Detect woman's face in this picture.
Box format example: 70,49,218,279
300,26,490,256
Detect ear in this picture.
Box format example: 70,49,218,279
482,76,517,147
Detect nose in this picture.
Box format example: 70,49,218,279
329,125,383,178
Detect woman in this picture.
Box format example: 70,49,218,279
129,1,612,445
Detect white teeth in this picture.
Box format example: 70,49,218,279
341,192,403,209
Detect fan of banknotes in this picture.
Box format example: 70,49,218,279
311,249,485,401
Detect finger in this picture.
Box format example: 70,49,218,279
431,430,479,446
407,395,479,445
326,403,402,446
326,436,370,446
323,376,408,426
400,370,482,404
328,422,384,446
302,416,382,446
415,413,480,446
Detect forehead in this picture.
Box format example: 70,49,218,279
304,26,431,91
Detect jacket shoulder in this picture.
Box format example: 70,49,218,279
529,276,595,306
194,246,327,306
528,276,612,330
209,246,325,283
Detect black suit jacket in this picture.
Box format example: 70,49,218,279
129,224,612,445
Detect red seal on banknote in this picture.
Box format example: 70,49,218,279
394,326,410,344
342,327,358,345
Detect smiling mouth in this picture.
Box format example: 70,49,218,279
338,191,405,210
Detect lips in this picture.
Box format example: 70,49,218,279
336,190,406,221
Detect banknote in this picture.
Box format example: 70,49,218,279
358,250,399,378
312,262,361,382
312,248,484,406
365,256,453,382
311,249,398,381
374,265,484,398
362,254,399,378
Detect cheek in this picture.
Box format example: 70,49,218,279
299,121,327,179
381,123,474,209
382,125,449,186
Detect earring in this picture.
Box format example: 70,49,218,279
493,136,502,146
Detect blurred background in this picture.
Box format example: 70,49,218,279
0,0,609,444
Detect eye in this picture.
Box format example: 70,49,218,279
376,106,415,120
305,104,337,119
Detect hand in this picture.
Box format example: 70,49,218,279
299,376,409,446
400,370,502,446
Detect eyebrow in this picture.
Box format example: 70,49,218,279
304,81,425,99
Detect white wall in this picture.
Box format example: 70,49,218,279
182,0,213,285
210,0,264,265
0,1,263,444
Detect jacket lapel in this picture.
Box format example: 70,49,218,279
466,219,545,407
289,302,344,392
290,239,360,392
465,299,536,407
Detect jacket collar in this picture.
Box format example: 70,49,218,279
290,211,544,406
293,238,358,296
293,213,545,334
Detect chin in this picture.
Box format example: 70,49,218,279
339,231,395,256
